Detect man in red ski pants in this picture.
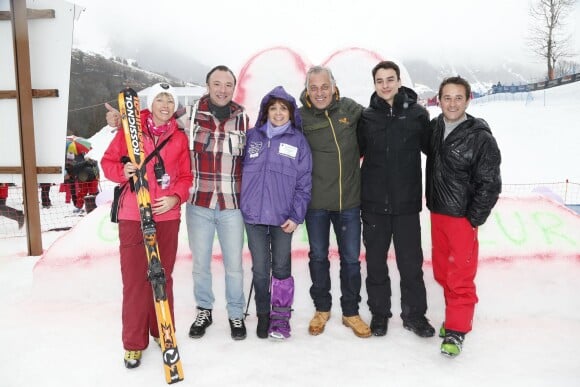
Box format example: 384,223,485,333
425,76,501,357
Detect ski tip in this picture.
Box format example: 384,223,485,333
120,87,138,96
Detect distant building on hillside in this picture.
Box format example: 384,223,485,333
138,85,206,108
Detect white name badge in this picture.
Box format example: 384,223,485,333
279,143,298,159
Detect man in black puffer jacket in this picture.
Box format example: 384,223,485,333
358,61,435,339
426,76,501,358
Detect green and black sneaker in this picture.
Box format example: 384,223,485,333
440,331,464,358
439,323,446,338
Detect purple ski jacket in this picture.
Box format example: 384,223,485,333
240,86,312,226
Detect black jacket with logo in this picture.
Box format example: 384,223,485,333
357,87,430,215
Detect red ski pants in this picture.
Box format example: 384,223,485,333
119,219,179,350
430,212,479,334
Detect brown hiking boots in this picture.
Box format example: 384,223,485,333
308,311,330,335
342,315,372,338
309,311,372,338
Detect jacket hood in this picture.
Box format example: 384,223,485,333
255,86,302,128
369,85,418,112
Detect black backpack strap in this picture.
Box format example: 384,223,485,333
121,136,172,192
143,136,171,166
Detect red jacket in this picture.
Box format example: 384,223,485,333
0,183,8,200
101,110,192,222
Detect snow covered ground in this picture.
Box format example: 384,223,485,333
0,82,579,387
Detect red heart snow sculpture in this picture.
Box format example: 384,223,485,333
234,46,406,123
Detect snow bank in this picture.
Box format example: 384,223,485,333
34,195,580,274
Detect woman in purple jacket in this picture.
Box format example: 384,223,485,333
241,86,312,340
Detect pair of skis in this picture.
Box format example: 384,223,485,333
118,88,184,384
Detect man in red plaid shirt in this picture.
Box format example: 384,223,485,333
185,65,250,341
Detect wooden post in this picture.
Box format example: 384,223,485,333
10,0,42,255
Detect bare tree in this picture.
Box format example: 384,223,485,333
555,59,579,77
528,0,577,80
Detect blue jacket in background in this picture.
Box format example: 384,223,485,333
241,86,312,226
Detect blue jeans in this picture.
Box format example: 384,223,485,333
186,204,245,319
245,224,293,315
305,207,362,316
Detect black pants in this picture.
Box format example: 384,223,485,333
362,211,427,320
40,183,52,207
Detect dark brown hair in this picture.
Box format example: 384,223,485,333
205,65,237,86
438,76,471,100
372,61,401,81
259,98,295,127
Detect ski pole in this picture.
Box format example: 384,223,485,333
244,279,254,319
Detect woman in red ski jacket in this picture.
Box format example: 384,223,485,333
101,83,192,369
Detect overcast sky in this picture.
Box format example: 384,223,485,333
71,0,579,73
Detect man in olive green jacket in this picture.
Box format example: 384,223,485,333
299,66,370,338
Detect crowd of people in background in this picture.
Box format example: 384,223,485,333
1,140,101,232
0,149,100,234
61,152,100,214
100,60,501,369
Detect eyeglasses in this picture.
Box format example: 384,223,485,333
308,84,331,94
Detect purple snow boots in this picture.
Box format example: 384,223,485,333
268,276,294,339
